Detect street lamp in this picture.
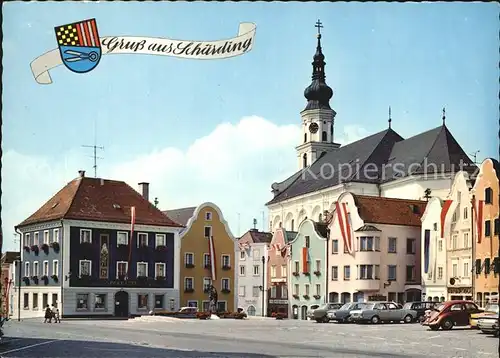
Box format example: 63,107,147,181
258,255,268,317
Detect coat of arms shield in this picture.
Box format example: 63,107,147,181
55,18,102,74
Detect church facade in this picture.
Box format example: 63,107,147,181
266,25,476,234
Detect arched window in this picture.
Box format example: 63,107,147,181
302,153,307,168
322,131,327,141
279,222,282,228
318,213,322,222
291,219,295,231
304,133,307,143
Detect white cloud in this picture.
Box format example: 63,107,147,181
1,116,367,250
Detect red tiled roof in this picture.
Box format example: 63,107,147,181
17,176,182,228
352,194,427,227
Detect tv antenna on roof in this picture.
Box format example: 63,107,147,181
469,150,480,165
82,144,104,178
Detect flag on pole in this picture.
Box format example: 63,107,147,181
208,236,217,281
127,206,136,277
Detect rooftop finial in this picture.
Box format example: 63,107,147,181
442,107,446,125
388,106,392,129
315,19,323,39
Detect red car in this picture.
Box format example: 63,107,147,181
423,300,483,330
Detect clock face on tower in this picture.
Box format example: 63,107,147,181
309,122,319,134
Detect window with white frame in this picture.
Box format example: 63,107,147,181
452,235,458,249
138,233,148,247
80,229,91,243
43,231,49,245
438,266,443,279
294,284,299,295
281,285,287,298
281,265,287,277
184,277,194,290
240,251,245,260
24,262,30,277
116,261,128,278
205,212,212,221
188,300,199,308
464,233,469,248
79,260,91,276
438,240,443,252
315,260,321,272
252,286,260,297
463,262,469,277
52,260,59,276
331,266,338,280
203,277,211,292
117,232,128,246
138,294,148,309
305,284,310,296
155,263,166,278
294,261,299,273
271,265,277,278
24,233,30,247
222,278,230,291
216,301,227,312
185,253,194,266
137,262,148,277
34,232,39,246
239,265,245,276
33,261,39,277
43,261,49,276
315,284,321,296
238,286,245,296
222,255,230,268
271,286,277,298
204,226,212,238
53,229,59,243
452,263,458,277
76,293,89,310
155,234,166,247
331,239,338,253
464,207,468,219
203,254,211,267
154,294,164,309
253,265,259,275
95,294,106,309
252,249,260,259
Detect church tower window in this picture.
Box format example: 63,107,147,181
304,133,307,143
322,131,327,141
291,219,295,231
303,154,307,168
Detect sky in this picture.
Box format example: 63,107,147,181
2,2,498,251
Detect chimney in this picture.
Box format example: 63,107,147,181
78,170,85,178
138,182,149,201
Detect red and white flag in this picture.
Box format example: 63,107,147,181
208,236,217,281
127,206,136,277
472,198,484,243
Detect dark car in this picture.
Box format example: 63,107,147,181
328,302,367,323
313,303,343,323
403,301,439,322
423,300,483,330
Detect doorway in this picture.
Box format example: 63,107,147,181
114,291,129,317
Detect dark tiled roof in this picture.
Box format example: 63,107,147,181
355,224,381,232
1,251,20,264
17,176,182,228
313,222,328,238
238,229,272,244
267,125,476,205
285,231,298,242
353,194,427,227
163,207,196,226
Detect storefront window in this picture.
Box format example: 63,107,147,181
95,294,106,309
76,294,89,310
154,295,164,309
138,294,148,310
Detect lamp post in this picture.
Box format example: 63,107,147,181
259,255,267,317
325,227,330,303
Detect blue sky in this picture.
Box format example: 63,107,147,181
2,2,498,249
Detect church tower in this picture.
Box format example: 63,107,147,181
296,20,340,170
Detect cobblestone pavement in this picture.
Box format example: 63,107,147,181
0,317,498,357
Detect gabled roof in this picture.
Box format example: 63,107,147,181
163,207,196,226
1,251,20,264
355,224,381,232
352,194,427,227
285,230,298,242
238,229,272,244
17,176,183,228
267,124,475,205
313,222,328,238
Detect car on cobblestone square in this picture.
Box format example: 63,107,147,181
403,301,439,322
313,303,344,323
470,302,498,328
422,300,483,331
327,302,367,323
350,301,417,324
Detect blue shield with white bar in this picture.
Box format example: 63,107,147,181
55,18,102,74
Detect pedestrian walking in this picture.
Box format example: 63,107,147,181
52,304,61,323
44,305,52,323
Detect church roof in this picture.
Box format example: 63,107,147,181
17,173,182,228
162,207,196,226
267,124,476,205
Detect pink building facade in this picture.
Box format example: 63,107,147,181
327,192,427,304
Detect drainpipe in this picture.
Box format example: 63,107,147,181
59,219,64,318
325,227,330,303
471,195,475,303
14,227,22,321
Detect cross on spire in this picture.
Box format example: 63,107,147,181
442,107,446,125
388,106,392,129
315,19,323,36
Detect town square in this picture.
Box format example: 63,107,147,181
1,1,498,357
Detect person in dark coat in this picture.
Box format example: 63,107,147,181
44,305,52,323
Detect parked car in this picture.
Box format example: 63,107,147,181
313,303,344,323
477,314,499,336
327,302,367,323
350,301,417,324
179,307,198,313
404,301,439,322
306,305,320,320
423,300,483,330
470,303,498,328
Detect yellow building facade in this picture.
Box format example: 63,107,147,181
175,202,237,312
472,158,500,306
